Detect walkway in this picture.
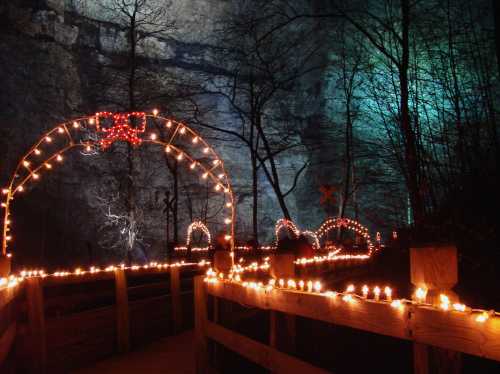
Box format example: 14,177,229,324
73,330,216,374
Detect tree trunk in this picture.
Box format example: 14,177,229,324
492,0,500,171
447,0,466,171
250,80,259,247
125,11,138,263
128,17,137,110
173,160,179,244
255,114,291,220
400,0,424,227
251,147,259,246
494,0,500,77
352,161,359,220
339,95,353,219
166,191,170,261
126,144,136,262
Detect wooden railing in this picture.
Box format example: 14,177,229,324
194,275,500,373
0,264,204,373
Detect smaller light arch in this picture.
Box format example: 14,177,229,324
273,219,320,250
274,218,300,244
186,221,212,248
315,217,374,255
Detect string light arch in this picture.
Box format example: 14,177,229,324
1,110,236,258
274,218,300,243
175,220,212,252
186,220,211,247
315,217,374,255
272,217,376,262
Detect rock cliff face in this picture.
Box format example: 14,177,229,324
0,0,396,267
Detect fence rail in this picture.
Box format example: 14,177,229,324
195,275,500,374
0,265,203,373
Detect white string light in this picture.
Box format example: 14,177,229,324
203,267,499,326
1,111,236,256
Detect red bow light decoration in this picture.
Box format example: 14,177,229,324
95,112,146,149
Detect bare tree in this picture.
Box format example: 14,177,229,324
95,0,176,261
197,0,320,243
331,23,365,220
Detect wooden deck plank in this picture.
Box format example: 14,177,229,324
72,330,217,374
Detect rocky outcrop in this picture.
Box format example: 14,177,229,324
0,0,393,267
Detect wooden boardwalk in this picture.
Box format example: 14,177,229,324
73,330,216,374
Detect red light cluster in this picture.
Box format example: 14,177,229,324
96,112,146,149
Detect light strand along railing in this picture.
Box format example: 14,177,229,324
0,264,203,372
1,259,209,286
195,276,500,374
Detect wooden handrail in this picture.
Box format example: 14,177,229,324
195,276,500,373
207,279,408,339
0,265,203,372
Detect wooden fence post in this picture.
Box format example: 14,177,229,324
114,268,130,353
26,277,46,373
194,275,209,374
269,254,296,354
212,251,232,367
170,266,182,333
213,251,232,274
410,245,461,374
213,251,233,322
0,255,11,277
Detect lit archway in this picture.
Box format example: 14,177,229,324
186,221,211,248
174,220,212,252
316,217,374,254
274,218,300,242
273,217,375,257
1,111,235,258
274,219,320,250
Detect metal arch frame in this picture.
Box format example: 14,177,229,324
1,112,236,258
